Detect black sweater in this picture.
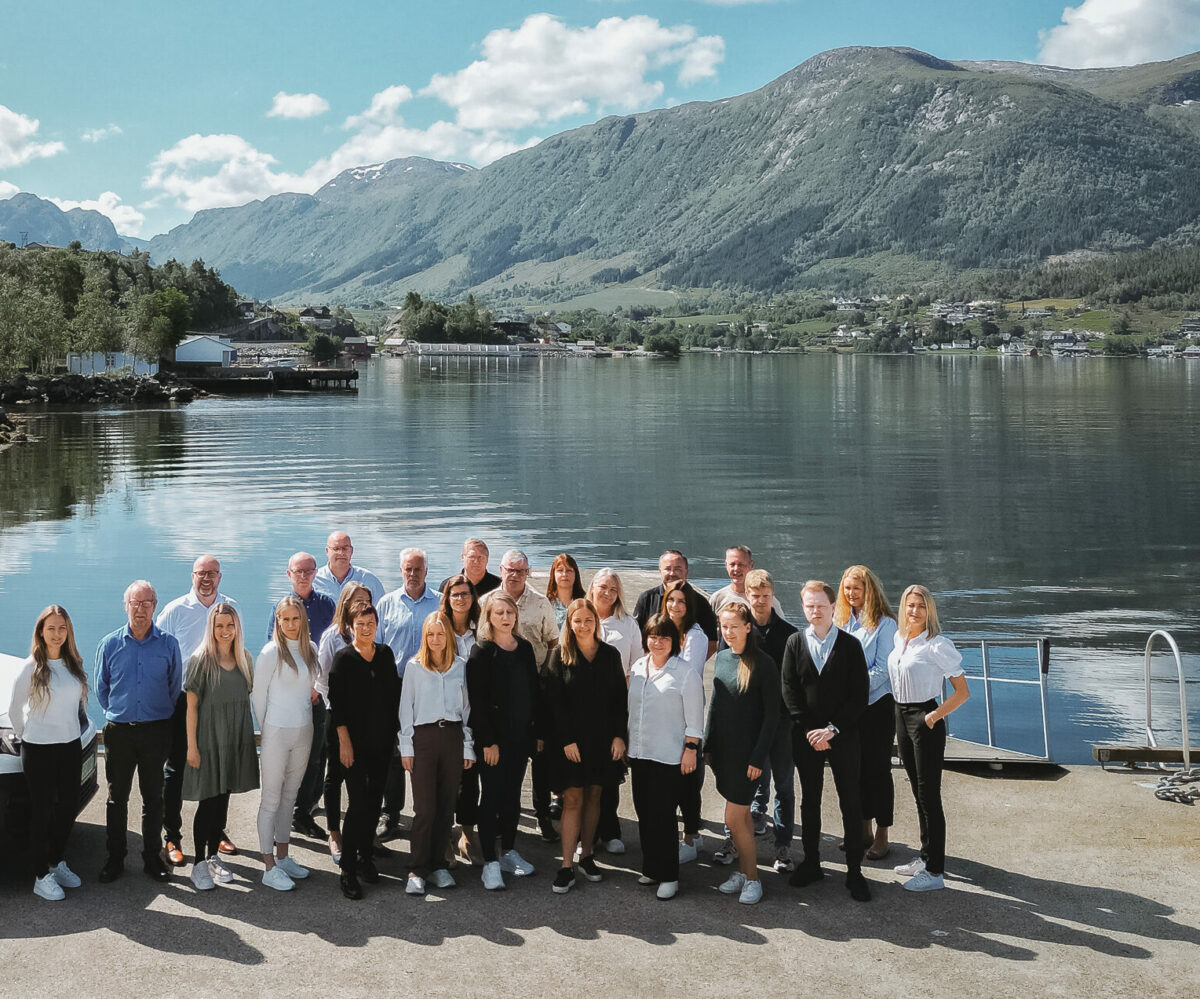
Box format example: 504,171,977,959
780,629,868,736
328,643,401,757
542,642,629,753
465,638,543,752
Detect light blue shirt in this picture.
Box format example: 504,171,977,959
376,585,442,677
804,625,838,674
844,612,898,705
94,624,183,723
398,655,474,759
314,563,385,606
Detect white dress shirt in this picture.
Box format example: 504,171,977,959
600,613,642,677
398,655,475,760
887,631,964,704
627,654,704,766
678,623,709,679
156,590,237,663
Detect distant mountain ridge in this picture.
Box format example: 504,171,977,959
142,45,1200,301
0,193,134,253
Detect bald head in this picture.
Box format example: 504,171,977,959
326,531,353,577
191,554,222,604
287,551,318,598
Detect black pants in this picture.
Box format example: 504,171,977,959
678,746,704,836
895,700,947,875
794,729,864,872
294,699,326,818
477,742,528,862
104,719,171,862
193,792,230,861
342,748,390,874
456,764,480,827
20,740,82,879
859,694,895,827
162,693,188,843
408,723,464,877
631,759,681,883
381,678,405,823
530,746,551,821
323,716,345,834
596,766,625,843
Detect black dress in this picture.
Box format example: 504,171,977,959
543,642,628,792
704,648,780,806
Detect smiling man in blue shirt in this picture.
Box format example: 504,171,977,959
94,579,182,885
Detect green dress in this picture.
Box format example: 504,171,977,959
182,664,260,800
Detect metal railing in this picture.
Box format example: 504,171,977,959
943,636,1053,762
1144,630,1191,771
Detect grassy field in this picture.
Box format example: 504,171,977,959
1004,297,1086,311
535,286,682,312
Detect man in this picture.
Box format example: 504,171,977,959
94,580,182,884
633,550,719,657
156,555,237,865
314,531,385,606
266,552,335,839
497,548,559,841
375,548,442,834
780,580,871,902
438,537,500,596
709,546,784,616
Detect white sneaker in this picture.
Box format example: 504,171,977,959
903,870,946,892
712,837,737,865
429,868,456,889
481,861,505,891
773,847,794,873
191,861,216,891
275,855,309,880
51,861,81,888
894,856,926,877
739,878,763,904
719,871,747,895
406,875,426,895
498,849,534,876
637,875,656,885
208,857,234,884
677,839,698,864
600,838,625,855
262,866,295,892
33,873,65,901
656,880,679,900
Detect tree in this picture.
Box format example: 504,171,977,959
307,332,341,363
644,333,681,356
128,288,192,360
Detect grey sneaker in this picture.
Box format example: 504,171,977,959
719,871,747,895
751,812,768,837
903,870,945,892
712,837,738,865
498,849,534,876
894,856,926,877
275,855,309,880
207,857,234,884
262,866,295,892
678,839,698,864
51,861,82,888
191,861,215,891
481,861,505,890
429,868,456,889
405,875,426,895
739,878,764,904
33,873,65,901
773,847,794,873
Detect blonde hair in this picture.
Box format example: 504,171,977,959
557,598,602,668
416,612,457,673
898,584,942,639
801,579,837,604
744,569,773,592
718,601,759,692
187,602,254,695
477,590,522,643
833,565,895,631
587,568,628,619
29,605,87,711
273,596,318,677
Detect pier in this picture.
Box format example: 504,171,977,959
183,366,359,394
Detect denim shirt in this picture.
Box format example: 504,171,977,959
844,612,898,705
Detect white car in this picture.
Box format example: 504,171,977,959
0,652,99,846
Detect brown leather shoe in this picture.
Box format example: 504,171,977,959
162,841,184,866
217,838,237,856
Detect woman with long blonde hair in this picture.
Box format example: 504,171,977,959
183,602,259,891
8,605,89,900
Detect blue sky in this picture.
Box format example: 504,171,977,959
2,0,1199,237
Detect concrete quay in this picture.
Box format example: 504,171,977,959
1,760,1198,998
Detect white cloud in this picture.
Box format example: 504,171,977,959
0,104,66,168
146,133,308,213
1038,0,1200,68
344,85,413,129
0,180,18,199
50,191,147,236
267,91,331,120
423,13,724,130
81,124,122,143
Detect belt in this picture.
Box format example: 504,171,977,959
415,719,462,729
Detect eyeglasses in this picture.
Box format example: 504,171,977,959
126,599,156,610
499,565,528,576
192,570,220,578
289,568,317,577
448,590,472,600
327,545,352,553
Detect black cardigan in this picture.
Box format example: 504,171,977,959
464,637,543,751
780,628,868,736
327,643,401,757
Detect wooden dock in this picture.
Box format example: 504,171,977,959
185,366,358,393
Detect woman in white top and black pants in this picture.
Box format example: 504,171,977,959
627,614,704,900
8,606,89,900
887,585,969,893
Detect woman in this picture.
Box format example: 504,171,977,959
464,590,543,891
252,597,317,891
8,606,88,900
317,583,374,864
661,579,708,862
888,585,970,893
545,553,587,630
328,605,401,900
442,574,484,865
627,614,704,900
183,603,259,891
704,602,780,905
399,612,474,896
543,599,628,894
834,565,899,861
586,568,640,854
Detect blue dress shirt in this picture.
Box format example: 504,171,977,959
94,624,183,723
376,586,443,678
313,563,386,606
804,625,839,674
844,612,898,705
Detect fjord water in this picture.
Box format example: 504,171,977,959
2,353,1198,763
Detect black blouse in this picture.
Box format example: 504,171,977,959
328,642,401,757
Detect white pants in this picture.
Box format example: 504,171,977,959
257,722,313,855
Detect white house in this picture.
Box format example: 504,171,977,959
175,334,236,367
67,352,158,376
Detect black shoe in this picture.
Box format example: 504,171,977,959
292,812,323,838
551,867,575,894
143,855,170,883
372,840,394,857
577,855,604,883
360,859,380,884
99,857,124,883
789,862,825,888
846,870,872,902
538,817,558,843
340,872,363,900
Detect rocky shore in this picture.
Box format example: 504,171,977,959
0,371,201,407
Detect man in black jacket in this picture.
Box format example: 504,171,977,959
780,580,871,902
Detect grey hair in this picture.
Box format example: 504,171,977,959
500,548,529,568
123,579,157,604
399,547,427,564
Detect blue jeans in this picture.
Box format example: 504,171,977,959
750,715,795,847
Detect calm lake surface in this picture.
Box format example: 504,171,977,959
2,352,1198,763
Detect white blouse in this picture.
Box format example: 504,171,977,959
678,623,709,679
454,627,477,660
599,613,642,678
8,657,83,744
315,626,349,706
627,654,704,766
253,641,316,729
398,655,474,760
887,631,964,704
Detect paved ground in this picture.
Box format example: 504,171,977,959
1,760,1198,998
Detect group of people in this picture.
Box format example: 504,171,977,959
7,536,969,906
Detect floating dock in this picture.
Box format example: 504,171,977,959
184,366,359,393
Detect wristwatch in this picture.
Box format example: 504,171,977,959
684,741,700,751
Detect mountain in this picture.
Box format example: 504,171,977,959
146,46,1200,301
0,193,133,252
